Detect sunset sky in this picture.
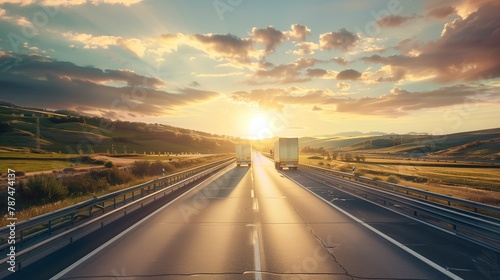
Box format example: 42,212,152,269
1,0,499,139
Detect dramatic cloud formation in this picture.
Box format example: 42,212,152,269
0,54,219,117
1,0,498,136
362,2,500,82
0,53,164,87
319,28,359,52
231,84,498,116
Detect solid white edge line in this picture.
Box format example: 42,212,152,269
50,164,234,280
284,174,463,280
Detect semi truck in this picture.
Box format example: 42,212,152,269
273,138,299,170
235,144,252,167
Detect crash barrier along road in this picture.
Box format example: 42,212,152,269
0,157,234,276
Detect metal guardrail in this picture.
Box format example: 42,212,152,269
0,157,234,274
299,163,500,217
298,164,500,251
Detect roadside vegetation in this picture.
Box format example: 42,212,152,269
300,153,500,206
0,154,230,226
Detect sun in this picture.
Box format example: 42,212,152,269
248,114,270,139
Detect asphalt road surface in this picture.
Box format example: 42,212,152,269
8,152,499,279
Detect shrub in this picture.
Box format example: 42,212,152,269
387,175,400,184
149,160,166,176
131,161,151,177
318,161,324,166
307,156,323,160
90,167,135,186
15,170,26,177
104,161,114,168
20,174,68,203
63,174,108,195
372,177,381,181
354,169,365,177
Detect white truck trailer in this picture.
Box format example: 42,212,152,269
235,144,252,166
273,138,299,170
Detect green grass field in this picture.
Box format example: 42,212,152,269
0,152,100,173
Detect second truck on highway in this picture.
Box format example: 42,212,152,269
235,144,252,167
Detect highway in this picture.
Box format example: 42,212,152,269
7,153,499,279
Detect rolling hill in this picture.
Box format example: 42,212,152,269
0,104,241,154
298,128,500,161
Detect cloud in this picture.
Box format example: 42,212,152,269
190,33,257,65
362,2,500,82
0,0,142,6
319,28,359,52
251,24,312,55
192,71,244,77
0,53,163,87
336,82,351,91
250,26,286,54
0,54,219,117
231,87,337,111
246,57,319,85
189,81,200,87
230,84,498,116
426,6,457,19
336,69,362,80
362,65,407,84
333,84,497,116
332,57,349,65
292,42,319,55
306,68,327,78
376,15,419,28
63,32,148,57
286,24,311,41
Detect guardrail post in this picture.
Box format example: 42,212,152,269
123,194,126,205
132,191,135,201
88,206,92,218
48,220,52,235
113,198,117,209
